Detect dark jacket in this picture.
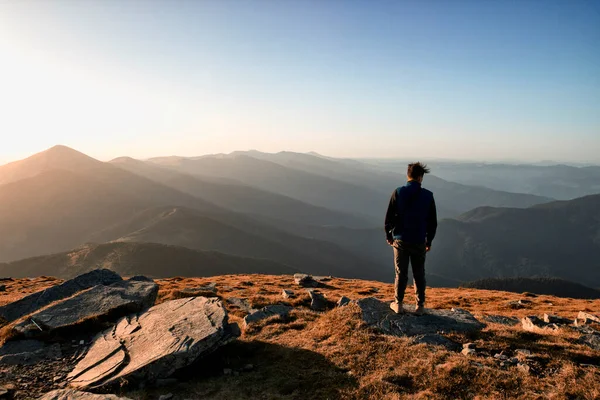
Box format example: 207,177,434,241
384,181,437,246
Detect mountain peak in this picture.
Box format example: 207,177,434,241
0,145,104,186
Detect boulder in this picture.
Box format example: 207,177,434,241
356,298,484,340
282,289,295,299
68,297,239,390
307,290,327,311
578,333,600,351
0,269,122,323
337,296,351,307
521,316,559,333
0,340,61,365
243,304,292,328
38,389,132,399
577,311,600,324
13,278,157,338
293,274,319,288
483,315,519,326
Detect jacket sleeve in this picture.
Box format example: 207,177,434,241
384,189,399,241
426,197,438,247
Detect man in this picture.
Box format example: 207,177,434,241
384,162,437,315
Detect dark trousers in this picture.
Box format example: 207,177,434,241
393,240,427,306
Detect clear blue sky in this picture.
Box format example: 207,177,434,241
0,0,598,163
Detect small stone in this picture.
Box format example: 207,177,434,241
463,343,476,350
242,364,254,372
517,363,531,373
158,394,173,400
518,299,532,305
282,289,294,299
515,349,532,356
337,296,351,307
79,340,85,345
494,353,508,361
243,304,292,327
462,348,476,356
223,368,232,375
507,357,519,365
308,290,327,311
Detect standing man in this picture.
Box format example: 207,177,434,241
384,162,437,315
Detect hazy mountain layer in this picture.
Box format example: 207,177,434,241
0,242,297,279
428,194,600,287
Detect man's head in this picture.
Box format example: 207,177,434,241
407,162,430,183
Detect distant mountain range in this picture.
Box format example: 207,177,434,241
429,194,600,287
461,277,600,299
370,159,600,200
0,145,597,286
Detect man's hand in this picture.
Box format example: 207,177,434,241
387,239,394,246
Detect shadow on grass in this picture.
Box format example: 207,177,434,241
175,340,358,399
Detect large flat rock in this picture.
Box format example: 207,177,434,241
13,277,158,338
68,297,239,390
356,298,485,337
0,269,122,323
38,389,132,400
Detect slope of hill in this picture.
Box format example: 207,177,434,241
153,151,552,219
93,206,385,280
110,156,371,228
1,274,598,399
0,147,225,262
0,145,105,186
461,277,600,299
428,194,600,287
147,154,386,221
0,242,297,279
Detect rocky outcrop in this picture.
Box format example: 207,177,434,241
38,389,132,399
13,277,158,338
282,289,294,299
293,274,319,288
522,316,559,333
579,333,600,351
243,304,292,328
543,314,573,325
483,315,519,326
0,340,61,365
577,311,600,325
356,298,484,339
68,297,239,390
0,270,122,323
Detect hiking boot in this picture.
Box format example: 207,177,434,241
390,301,404,314
414,304,425,316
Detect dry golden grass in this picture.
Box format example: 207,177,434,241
2,274,600,399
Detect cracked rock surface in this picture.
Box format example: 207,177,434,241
68,297,239,390
356,297,485,338
13,277,158,338
0,270,122,323
38,389,132,399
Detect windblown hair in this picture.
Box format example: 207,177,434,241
407,162,431,180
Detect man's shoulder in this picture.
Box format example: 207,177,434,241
421,187,434,198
